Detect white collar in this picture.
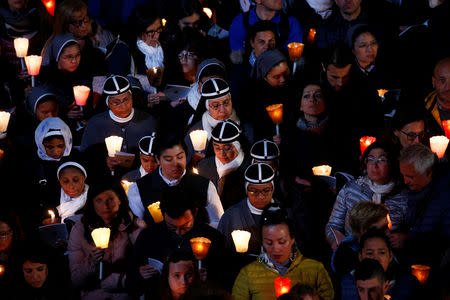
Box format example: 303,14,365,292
109,108,135,123
246,198,274,215
139,165,147,178
215,149,245,178
158,167,186,186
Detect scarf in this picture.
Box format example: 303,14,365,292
35,117,72,161
57,185,89,222
201,109,240,140
258,245,297,275
362,175,395,204
215,145,244,178
296,115,329,133
305,0,333,19
187,82,201,111
0,7,39,39
136,39,164,69
109,108,135,123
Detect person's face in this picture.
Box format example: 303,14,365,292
57,44,81,73
353,33,378,67
262,224,295,263
300,84,326,117
250,31,276,58
432,61,450,107
0,222,13,252
8,0,27,11
157,145,186,181
207,94,232,121
247,183,273,209
366,148,390,185
23,261,48,289
168,260,195,299
336,0,362,15
35,100,58,122
178,51,198,75
140,154,159,174
165,210,195,236
93,190,121,224
108,92,133,118
59,167,86,198
68,7,91,39
357,278,389,300
258,0,283,11
394,120,426,148
43,137,65,159
178,13,200,31
400,161,433,192
326,64,351,92
265,61,290,87
142,18,162,47
213,142,238,165
359,237,393,272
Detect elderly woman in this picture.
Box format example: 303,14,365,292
232,205,334,300
326,141,408,250
197,120,250,210
218,163,276,255
68,182,145,299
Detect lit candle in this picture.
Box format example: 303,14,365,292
146,67,163,87
287,42,304,61
121,180,133,195
153,67,157,74
312,165,332,176
190,237,211,269
189,130,208,152
42,0,55,16
266,104,283,135
429,135,449,159
192,167,199,174
274,277,291,297
48,210,55,223
203,7,213,19
377,89,388,102
231,230,251,253
91,227,111,280
0,111,11,139
306,28,316,44
105,136,123,157
14,37,29,58
411,265,430,285
147,201,164,223
360,136,376,155
442,120,450,139
73,85,90,106
0,264,5,278
387,213,392,230
161,18,167,27
24,55,42,87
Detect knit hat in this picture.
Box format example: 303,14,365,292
245,163,275,184
252,49,286,79
211,120,241,144
250,139,280,161
201,78,230,101
103,75,131,97
138,133,157,156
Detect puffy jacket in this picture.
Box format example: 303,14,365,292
232,249,334,300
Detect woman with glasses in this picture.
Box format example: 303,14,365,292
392,105,428,150
326,141,408,251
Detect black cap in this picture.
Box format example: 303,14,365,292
138,133,156,156
245,163,275,184
103,75,131,96
201,78,230,101
250,139,280,161
211,120,241,144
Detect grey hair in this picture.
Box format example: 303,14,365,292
399,144,437,174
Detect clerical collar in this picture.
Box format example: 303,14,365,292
159,167,186,186
109,108,135,123
139,165,147,178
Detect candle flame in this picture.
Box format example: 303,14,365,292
377,89,388,98
203,7,213,18
161,18,167,27
442,120,450,139
48,210,55,218
192,167,199,174
312,165,332,176
42,0,55,16
387,213,392,230
0,264,4,275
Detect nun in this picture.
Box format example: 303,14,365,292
218,163,276,255
122,133,159,182
184,78,240,164
56,161,88,224
197,120,251,210
80,75,158,178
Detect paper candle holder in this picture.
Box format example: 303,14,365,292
14,38,29,58
442,120,450,139
312,165,332,176
274,277,291,297
147,201,164,223
0,111,11,133
429,135,449,159
91,228,111,249
377,89,388,98
25,55,42,76
266,104,283,125
190,237,211,260
121,180,133,195
360,136,376,155
105,136,123,157
231,230,251,253
73,85,90,106
42,0,55,16
411,265,430,285
287,42,304,61
189,130,208,152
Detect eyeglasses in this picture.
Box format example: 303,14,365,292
145,27,163,36
248,188,273,196
213,144,234,154
60,53,81,61
178,52,197,60
209,99,231,111
70,16,90,28
166,218,194,234
357,40,378,49
400,130,426,141
366,157,388,165
0,230,13,239
109,97,131,107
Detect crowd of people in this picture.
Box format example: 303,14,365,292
0,0,449,299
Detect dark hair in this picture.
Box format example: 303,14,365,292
322,43,353,68
261,204,295,238
348,202,388,239
177,27,206,60
42,135,64,143
0,209,24,245
350,25,378,49
248,20,278,42
361,140,400,181
176,0,203,21
278,283,317,300
391,105,427,132
160,186,198,219
359,228,393,253
19,241,51,266
81,181,132,243
153,132,187,159
354,258,387,284
127,4,160,41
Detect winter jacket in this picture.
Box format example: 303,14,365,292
232,249,334,300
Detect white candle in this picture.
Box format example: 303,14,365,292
231,230,251,253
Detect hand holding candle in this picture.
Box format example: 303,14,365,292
231,230,251,253
266,104,283,135
360,136,376,155
274,277,291,297
312,165,332,176
91,227,111,280
429,136,449,158
189,130,208,152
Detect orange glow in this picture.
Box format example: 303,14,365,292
148,202,164,223
73,85,90,106
25,55,42,76
121,180,133,195
287,42,304,61
274,277,291,297
266,104,283,125
411,265,430,285
312,165,332,176
429,136,449,159
306,28,316,44
387,214,392,230
42,0,55,16
442,120,450,139
192,167,199,174
0,265,4,276
377,89,388,98
203,7,213,19
360,136,376,155
190,237,211,260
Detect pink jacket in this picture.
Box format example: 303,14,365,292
68,215,145,300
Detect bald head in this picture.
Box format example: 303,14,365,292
432,57,450,109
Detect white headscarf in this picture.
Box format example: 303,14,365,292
305,0,334,19
35,117,72,161
136,39,164,69
215,141,245,178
